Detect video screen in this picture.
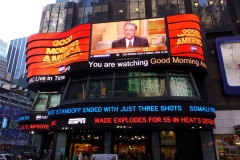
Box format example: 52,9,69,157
220,42,240,87
90,18,168,58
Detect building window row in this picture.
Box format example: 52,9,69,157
64,71,199,101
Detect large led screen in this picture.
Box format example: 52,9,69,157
26,24,91,79
167,14,204,61
215,36,240,94
90,18,168,58
26,14,207,87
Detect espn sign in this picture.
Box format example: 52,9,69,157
68,118,86,124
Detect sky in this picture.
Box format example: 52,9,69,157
0,0,56,47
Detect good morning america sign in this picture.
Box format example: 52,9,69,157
48,103,216,117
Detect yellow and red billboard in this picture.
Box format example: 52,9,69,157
26,24,91,79
167,14,204,61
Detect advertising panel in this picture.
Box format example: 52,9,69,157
49,115,215,127
26,14,207,87
215,36,240,94
0,104,33,145
26,24,91,79
90,18,168,58
167,14,204,61
47,102,216,118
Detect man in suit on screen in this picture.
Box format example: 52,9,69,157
111,22,149,48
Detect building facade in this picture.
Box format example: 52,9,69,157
0,81,34,153
0,55,7,79
7,37,27,80
18,0,240,160
0,39,7,57
0,39,8,79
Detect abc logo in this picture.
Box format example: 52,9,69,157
190,45,197,52
36,115,42,120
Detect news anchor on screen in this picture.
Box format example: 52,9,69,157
111,22,149,48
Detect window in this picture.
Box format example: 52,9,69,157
152,0,185,17
160,131,177,160
33,93,49,110
141,77,165,97
114,0,145,20
63,71,199,101
192,0,231,32
169,72,197,97
115,78,140,97
65,81,87,100
33,92,61,111
88,79,113,99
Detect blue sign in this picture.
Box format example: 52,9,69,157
48,104,215,117
18,116,30,122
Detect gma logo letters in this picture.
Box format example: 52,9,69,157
43,35,81,63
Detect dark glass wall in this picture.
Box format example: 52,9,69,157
63,71,200,101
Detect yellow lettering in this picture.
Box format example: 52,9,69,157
43,55,51,62
51,55,61,61
74,46,80,53
176,37,202,46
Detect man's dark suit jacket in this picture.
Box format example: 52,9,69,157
111,36,149,48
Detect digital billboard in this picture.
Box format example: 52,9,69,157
0,104,33,145
90,18,168,58
26,24,91,79
48,115,215,127
167,14,204,61
26,14,207,87
215,36,240,94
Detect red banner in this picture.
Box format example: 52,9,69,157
167,14,200,23
167,14,204,61
26,24,91,78
168,22,201,31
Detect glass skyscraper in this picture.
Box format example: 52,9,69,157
0,39,8,79
6,37,27,80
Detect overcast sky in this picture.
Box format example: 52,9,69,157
0,0,55,50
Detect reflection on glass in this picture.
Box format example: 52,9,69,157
114,78,139,97
85,0,93,6
141,77,165,97
85,7,93,16
115,72,139,77
34,93,49,110
65,81,87,100
49,94,61,108
88,79,113,99
160,131,176,145
161,147,177,160
169,75,197,97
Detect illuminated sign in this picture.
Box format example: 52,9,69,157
215,36,240,94
68,118,86,124
93,116,215,126
90,18,168,58
21,124,50,130
52,115,215,127
167,14,204,61
18,112,48,124
18,116,30,122
51,120,57,127
36,115,48,120
26,14,207,88
26,24,91,78
48,103,216,117
27,56,207,85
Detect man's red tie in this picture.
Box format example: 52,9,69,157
128,41,132,48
